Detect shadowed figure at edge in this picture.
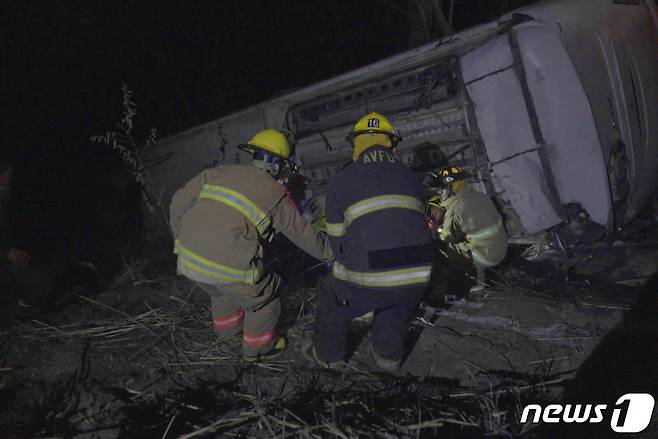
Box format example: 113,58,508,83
0,156,100,319
533,273,658,438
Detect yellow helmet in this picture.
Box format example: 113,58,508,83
243,129,291,159
346,112,402,147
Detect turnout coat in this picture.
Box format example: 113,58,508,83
170,164,333,285
325,145,433,289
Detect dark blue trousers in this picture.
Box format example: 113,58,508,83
313,276,426,363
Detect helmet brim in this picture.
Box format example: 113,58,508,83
239,143,290,160
346,129,403,145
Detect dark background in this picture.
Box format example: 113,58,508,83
0,0,536,261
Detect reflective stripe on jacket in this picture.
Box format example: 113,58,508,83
170,164,333,285
175,239,261,284
439,186,508,267
325,145,433,289
332,261,432,288
199,184,272,235
326,194,424,237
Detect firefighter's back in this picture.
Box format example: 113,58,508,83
176,164,285,277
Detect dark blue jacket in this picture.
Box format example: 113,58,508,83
325,145,433,289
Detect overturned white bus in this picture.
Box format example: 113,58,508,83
141,0,658,245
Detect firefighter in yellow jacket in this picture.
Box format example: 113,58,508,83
169,129,334,362
425,165,507,293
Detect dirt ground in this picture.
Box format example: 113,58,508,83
1,230,657,438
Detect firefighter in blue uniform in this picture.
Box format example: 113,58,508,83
302,112,433,371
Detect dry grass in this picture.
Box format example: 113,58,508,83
10,256,567,438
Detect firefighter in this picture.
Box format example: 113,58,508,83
169,129,334,363
302,112,433,372
425,165,508,294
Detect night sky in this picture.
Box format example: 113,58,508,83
0,0,532,261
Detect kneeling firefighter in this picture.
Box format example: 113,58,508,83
303,112,433,372
425,165,508,294
169,129,334,362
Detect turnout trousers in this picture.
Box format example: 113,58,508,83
313,276,426,363
195,273,281,357
427,240,490,305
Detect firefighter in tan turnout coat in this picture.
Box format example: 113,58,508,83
425,165,507,294
169,129,333,362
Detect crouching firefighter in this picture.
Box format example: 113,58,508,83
303,112,433,372
169,129,334,362
425,165,508,295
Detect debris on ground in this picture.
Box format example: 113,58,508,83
0,229,656,438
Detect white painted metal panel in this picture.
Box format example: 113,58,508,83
148,124,218,206
460,34,514,84
492,153,562,234
515,22,612,227
461,35,562,233
464,69,537,162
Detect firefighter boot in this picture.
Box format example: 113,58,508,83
244,337,288,363
369,343,402,372
469,263,487,293
301,339,346,369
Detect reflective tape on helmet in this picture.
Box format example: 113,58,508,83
199,184,271,235
332,262,432,288
175,240,261,284
466,220,502,242
327,194,423,237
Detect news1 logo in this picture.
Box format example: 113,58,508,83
521,393,655,433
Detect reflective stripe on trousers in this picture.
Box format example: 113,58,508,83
243,330,274,347
471,247,498,268
199,184,271,235
466,219,502,242
332,261,432,288
174,239,261,284
213,309,245,329
326,194,424,237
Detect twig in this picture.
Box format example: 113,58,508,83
581,302,631,310
161,413,176,439
79,295,146,326
449,378,566,398
125,388,203,412
536,336,595,341
177,412,259,439
403,417,478,429
526,356,571,365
